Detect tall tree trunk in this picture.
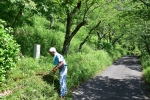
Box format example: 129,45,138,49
62,0,95,55
62,10,72,55
62,38,71,55
97,32,101,49
97,28,107,49
62,19,86,54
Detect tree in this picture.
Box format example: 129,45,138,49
62,0,95,55
61,0,120,54
0,0,36,28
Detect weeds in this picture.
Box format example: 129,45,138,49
1,50,114,99
140,53,150,84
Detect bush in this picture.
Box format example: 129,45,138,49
140,53,150,69
106,44,127,61
0,20,20,84
144,67,150,84
140,53,150,83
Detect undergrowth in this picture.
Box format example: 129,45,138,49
1,50,113,100
140,53,150,84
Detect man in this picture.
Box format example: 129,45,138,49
49,47,67,98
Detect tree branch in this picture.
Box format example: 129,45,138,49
88,20,101,34
71,1,82,14
78,20,101,51
139,0,150,7
69,20,86,40
83,1,95,21
97,31,107,41
112,34,124,45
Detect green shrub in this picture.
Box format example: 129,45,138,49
140,53,150,69
106,44,127,61
144,67,150,84
140,53,150,83
0,20,20,84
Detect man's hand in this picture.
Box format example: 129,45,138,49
53,66,58,72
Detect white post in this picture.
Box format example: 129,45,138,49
34,44,40,59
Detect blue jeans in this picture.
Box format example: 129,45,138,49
60,65,67,96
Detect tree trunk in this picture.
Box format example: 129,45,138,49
62,10,72,55
62,1,95,55
97,28,107,49
62,19,86,54
62,38,71,55
97,32,101,49
50,14,54,29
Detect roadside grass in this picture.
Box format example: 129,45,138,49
0,50,113,100
140,53,150,84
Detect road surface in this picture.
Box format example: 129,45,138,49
72,56,150,100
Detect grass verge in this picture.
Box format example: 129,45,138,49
140,53,150,84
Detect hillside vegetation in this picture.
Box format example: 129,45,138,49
0,0,150,99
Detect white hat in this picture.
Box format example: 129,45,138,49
49,47,56,52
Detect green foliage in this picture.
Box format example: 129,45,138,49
1,57,60,99
1,50,112,99
15,15,64,56
105,44,127,60
144,67,150,84
140,53,150,69
140,53,150,83
0,20,20,84
67,51,112,88
0,0,36,27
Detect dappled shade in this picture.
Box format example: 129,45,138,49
73,76,150,100
73,56,150,100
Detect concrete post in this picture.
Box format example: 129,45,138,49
34,44,40,58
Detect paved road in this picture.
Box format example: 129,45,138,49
72,56,150,100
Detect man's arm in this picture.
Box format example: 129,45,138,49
53,61,64,72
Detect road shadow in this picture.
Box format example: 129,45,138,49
113,56,142,72
73,56,150,100
73,76,150,100
42,73,60,94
